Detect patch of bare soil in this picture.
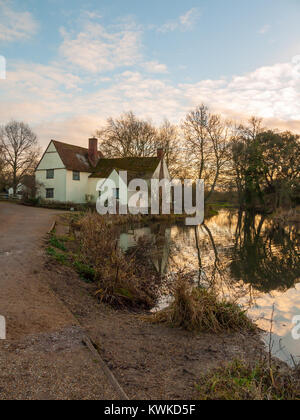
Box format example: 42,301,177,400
0,326,118,400
45,259,266,400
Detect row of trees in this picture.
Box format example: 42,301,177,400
1,106,299,211
96,108,233,202
96,107,300,211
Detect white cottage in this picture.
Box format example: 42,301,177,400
35,138,170,204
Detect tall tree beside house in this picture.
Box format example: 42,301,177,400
183,104,232,200
96,111,159,158
0,144,10,191
0,121,40,194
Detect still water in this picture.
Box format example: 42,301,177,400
120,210,300,366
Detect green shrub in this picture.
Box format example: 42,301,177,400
49,235,66,251
46,247,67,264
37,200,96,211
73,260,96,283
23,197,40,206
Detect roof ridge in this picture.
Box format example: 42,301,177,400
100,156,160,161
52,139,88,151
90,155,161,179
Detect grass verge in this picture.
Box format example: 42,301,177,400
46,246,67,264
195,359,300,400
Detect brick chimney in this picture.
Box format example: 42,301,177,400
157,148,164,160
88,137,98,167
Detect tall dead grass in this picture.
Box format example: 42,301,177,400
77,212,159,309
146,277,256,333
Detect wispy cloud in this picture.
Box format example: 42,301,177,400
59,21,142,73
0,0,38,42
142,61,168,74
83,10,102,20
259,24,271,35
179,8,200,28
59,14,169,76
158,8,201,33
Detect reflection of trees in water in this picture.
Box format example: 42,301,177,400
194,223,247,300
194,224,224,288
190,211,300,302
133,212,299,304
230,212,300,293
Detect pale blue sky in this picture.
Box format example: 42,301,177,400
0,0,300,146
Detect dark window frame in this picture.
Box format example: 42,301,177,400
46,169,54,179
114,188,120,200
73,171,80,181
46,188,54,199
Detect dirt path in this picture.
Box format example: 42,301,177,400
0,202,118,400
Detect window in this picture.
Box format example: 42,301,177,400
73,171,80,181
46,188,54,199
46,169,54,179
113,188,120,200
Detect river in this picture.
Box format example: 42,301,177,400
120,209,300,366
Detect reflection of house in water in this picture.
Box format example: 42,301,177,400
119,224,171,275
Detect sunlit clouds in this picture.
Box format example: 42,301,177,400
59,22,142,74
0,2,300,147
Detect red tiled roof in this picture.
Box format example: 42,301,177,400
52,140,103,173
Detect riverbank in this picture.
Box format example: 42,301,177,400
42,213,300,400
45,254,265,399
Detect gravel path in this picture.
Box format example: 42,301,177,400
0,202,118,400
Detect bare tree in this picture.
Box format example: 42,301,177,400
157,119,183,177
182,104,232,201
96,111,159,158
0,121,40,194
0,144,10,191
236,117,264,143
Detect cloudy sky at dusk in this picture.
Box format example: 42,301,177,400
0,0,300,148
